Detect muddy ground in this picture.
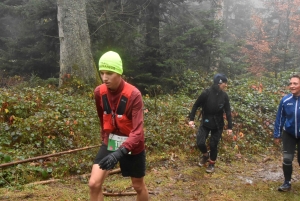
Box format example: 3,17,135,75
1,152,300,201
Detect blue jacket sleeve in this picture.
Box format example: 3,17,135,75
273,99,285,138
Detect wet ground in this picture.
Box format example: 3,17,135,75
235,155,300,184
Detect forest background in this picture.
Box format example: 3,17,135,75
0,0,300,200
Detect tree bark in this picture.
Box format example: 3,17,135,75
144,0,161,77
57,0,100,87
210,0,224,71
212,0,224,21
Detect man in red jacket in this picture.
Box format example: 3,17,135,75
89,51,149,201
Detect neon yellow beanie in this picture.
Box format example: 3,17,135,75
98,51,123,75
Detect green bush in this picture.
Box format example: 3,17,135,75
0,85,99,186
0,71,292,187
143,94,196,153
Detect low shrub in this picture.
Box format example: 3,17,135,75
0,71,291,187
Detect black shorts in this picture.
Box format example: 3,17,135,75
93,144,146,178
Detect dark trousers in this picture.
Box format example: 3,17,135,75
196,125,223,161
281,130,300,181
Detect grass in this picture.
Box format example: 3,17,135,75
1,150,300,201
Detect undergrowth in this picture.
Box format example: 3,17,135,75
0,70,291,187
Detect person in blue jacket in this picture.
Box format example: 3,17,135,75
274,74,300,192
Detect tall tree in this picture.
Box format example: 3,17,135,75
57,0,100,87
242,0,300,76
0,0,59,78
209,0,224,70
144,0,160,77
0,0,250,93
222,0,253,43
242,14,271,76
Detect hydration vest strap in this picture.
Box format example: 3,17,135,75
100,82,133,116
102,94,128,115
116,95,128,115
102,94,111,114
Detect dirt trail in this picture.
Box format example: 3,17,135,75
1,153,300,201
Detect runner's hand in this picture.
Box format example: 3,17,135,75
274,138,281,146
189,121,195,128
227,129,232,135
99,147,128,170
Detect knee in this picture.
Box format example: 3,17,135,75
132,181,146,193
209,145,218,152
197,143,206,148
283,157,292,165
197,139,206,147
283,153,293,164
88,177,102,191
210,139,220,148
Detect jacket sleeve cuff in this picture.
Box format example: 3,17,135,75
120,146,129,154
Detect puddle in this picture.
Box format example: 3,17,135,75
238,161,300,183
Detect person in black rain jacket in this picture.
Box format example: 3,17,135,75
188,73,233,173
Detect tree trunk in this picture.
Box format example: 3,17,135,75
283,6,291,71
57,0,100,87
210,0,224,71
144,0,160,77
212,0,224,21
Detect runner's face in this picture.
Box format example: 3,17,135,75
219,82,227,91
289,77,300,96
100,70,121,91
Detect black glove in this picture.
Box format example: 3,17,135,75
99,147,128,170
